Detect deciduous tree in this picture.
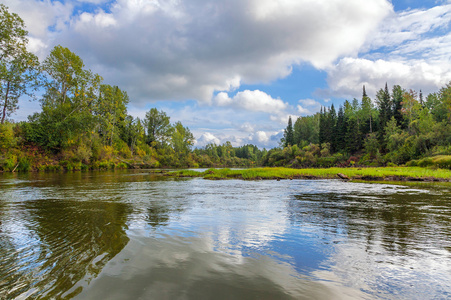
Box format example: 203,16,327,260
0,4,40,124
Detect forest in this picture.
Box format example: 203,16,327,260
270,82,451,169
1,4,451,172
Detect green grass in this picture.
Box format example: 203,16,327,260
169,167,451,181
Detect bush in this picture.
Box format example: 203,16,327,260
0,122,16,150
1,155,17,171
17,156,31,172
317,156,336,168
433,156,451,169
75,143,92,164
114,139,132,158
418,157,433,167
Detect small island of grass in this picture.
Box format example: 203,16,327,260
170,167,451,182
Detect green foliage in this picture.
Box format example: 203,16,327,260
283,116,294,147
0,121,15,150
1,154,16,171
0,4,41,124
171,121,194,155
95,84,129,145
144,108,172,147
17,156,31,172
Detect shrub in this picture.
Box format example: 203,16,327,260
115,139,132,158
17,156,31,172
1,154,17,171
75,143,92,164
433,156,451,169
0,122,16,150
418,157,433,167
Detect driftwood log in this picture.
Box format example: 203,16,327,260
337,173,350,180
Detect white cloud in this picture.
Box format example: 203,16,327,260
324,57,451,99
254,131,269,144
269,113,298,125
8,0,392,104
245,130,283,149
240,123,255,133
323,4,451,99
214,90,288,114
297,99,322,116
195,132,221,147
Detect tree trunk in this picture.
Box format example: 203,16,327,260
1,81,11,124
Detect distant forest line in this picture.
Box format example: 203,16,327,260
1,4,451,172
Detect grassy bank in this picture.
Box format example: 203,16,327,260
170,167,451,182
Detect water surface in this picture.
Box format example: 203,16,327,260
0,170,450,299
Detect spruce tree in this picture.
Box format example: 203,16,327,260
319,107,326,145
335,106,346,152
376,83,392,148
392,85,404,128
361,85,373,135
283,116,294,147
328,104,337,151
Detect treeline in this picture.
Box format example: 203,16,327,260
0,5,265,171
269,83,451,168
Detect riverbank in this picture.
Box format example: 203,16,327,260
170,167,451,182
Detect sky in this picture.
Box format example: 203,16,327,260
5,0,451,148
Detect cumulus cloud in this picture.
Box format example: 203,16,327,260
7,0,392,104
324,57,451,100
193,128,282,149
214,90,288,114
297,99,322,116
195,132,221,147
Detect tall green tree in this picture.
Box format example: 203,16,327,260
334,106,346,151
328,104,337,151
293,114,319,147
440,82,451,123
283,116,294,147
392,85,404,128
28,46,102,151
95,84,129,145
319,106,326,145
0,4,40,124
171,121,194,154
144,108,172,147
361,86,375,134
401,90,423,133
41,45,102,110
376,83,392,149
121,115,144,155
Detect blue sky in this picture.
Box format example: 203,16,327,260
6,0,451,148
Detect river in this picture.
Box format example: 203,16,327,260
0,170,450,299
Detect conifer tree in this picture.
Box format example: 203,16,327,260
361,85,374,134
283,116,294,147
392,85,404,128
376,83,392,148
328,104,337,151
319,107,326,145
335,106,346,152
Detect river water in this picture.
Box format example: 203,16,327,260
0,170,450,299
